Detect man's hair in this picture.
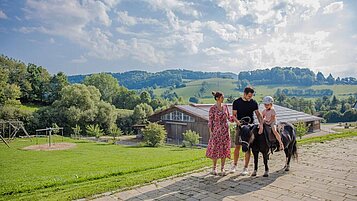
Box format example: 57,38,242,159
244,86,255,94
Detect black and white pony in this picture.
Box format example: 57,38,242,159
239,118,298,177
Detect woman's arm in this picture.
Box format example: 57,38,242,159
208,107,214,134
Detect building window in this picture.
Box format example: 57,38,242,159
161,110,195,122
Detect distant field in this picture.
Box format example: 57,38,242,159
19,104,41,112
153,78,357,104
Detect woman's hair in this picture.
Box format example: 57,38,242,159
212,91,223,100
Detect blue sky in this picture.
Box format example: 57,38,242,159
0,0,356,76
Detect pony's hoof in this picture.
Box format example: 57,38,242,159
263,171,269,177
285,166,290,171
251,171,257,177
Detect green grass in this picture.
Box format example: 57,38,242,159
297,131,357,144
1,132,356,201
0,137,210,201
153,78,357,103
19,104,41,112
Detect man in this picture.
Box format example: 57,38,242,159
230,87,263,175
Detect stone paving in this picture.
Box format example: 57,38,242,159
92,138,357,201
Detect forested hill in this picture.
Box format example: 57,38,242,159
68,69,237,89
68,67,357,90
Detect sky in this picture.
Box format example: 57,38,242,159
0,0,356,77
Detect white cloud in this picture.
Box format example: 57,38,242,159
323,1,343,14
145,0,200,18
264,31,332,67
202,47,229,56
0,10,8,19
116,11,162,27
71,55,88,64
49,38,55,44
205,21,252,41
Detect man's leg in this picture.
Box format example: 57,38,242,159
244,150,251,168
241,150,251,175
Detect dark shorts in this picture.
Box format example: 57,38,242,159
235,126,242,146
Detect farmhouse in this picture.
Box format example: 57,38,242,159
149,103,323,145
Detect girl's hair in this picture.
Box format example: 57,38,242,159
212,91,223,100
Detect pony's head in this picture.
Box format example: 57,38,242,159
240,125,255,152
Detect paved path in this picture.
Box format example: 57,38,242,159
92,138,357,201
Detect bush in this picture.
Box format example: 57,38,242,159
111,126,123,142
142,123,167,147
182,130,200,147
295,121,308,139
189,96,199,103
86,124,104,139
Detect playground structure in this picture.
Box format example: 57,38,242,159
35,127,64,147
0,120,31,148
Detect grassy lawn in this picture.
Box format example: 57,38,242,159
0,137,210,201
1,131,356,201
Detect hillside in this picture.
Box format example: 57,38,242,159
153,78,357,104
68,67,357,90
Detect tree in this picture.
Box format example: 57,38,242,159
133,103,154,124
140,91,152,104
295,121,308,139
32,84,118,135
316,72,325,84
26,63,51,103
142,123,167,147
226,95,235,103
323,110,342,123
113,87,140,109
48,72,69,103
83,73,120,103
182,130,200,147
326,73,335,85
86,124,104,139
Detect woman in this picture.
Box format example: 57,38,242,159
206,91,237,176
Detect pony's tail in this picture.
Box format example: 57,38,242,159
292,141,298,162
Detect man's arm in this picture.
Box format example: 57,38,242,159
233,110,240,125
255,110,263,124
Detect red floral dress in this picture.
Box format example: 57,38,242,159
206,104,234,159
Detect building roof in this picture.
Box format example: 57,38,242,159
152,103,323,124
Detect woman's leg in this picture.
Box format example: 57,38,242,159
212,158,218,175
221,157,227,175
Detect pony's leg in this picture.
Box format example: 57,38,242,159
284,147,289,169
285,143,294,171
263,153,269,177
251,150,259,176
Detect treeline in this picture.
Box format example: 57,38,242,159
238,67,357,87
68,69,237,90
276,88,333,97
0,55,185,136
274,91,357,123
0,55,69,105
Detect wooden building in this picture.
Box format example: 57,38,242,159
149,103,323,145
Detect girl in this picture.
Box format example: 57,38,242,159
258,96,284,151
206,91,237,176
